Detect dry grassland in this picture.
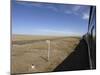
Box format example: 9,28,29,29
11,35,80,74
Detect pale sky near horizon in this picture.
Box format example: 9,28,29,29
12,0,91,36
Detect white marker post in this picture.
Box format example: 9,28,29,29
31,64,35,69
46,40,50,61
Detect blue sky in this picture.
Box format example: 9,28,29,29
12,0,91,36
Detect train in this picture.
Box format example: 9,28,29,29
83,6,96,69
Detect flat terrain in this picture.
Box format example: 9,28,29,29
11,35,80,74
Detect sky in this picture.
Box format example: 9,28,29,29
12,0,91,36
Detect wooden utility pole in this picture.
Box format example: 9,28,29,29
46,40,50,61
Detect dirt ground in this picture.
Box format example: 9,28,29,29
11,35,80,74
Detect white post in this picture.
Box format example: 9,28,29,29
46,40,50,61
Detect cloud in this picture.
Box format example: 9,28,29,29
44,5,58,12
72,6,81,11
82,13,89,20
16,1,43,8
68,5,90,20
64,5,82,15
17,1,89,21
32,3,43,7
65,10,72,14
29,3,58,12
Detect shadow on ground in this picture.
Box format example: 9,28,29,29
53,39,90,72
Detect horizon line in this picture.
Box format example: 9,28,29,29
12,33,82,37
